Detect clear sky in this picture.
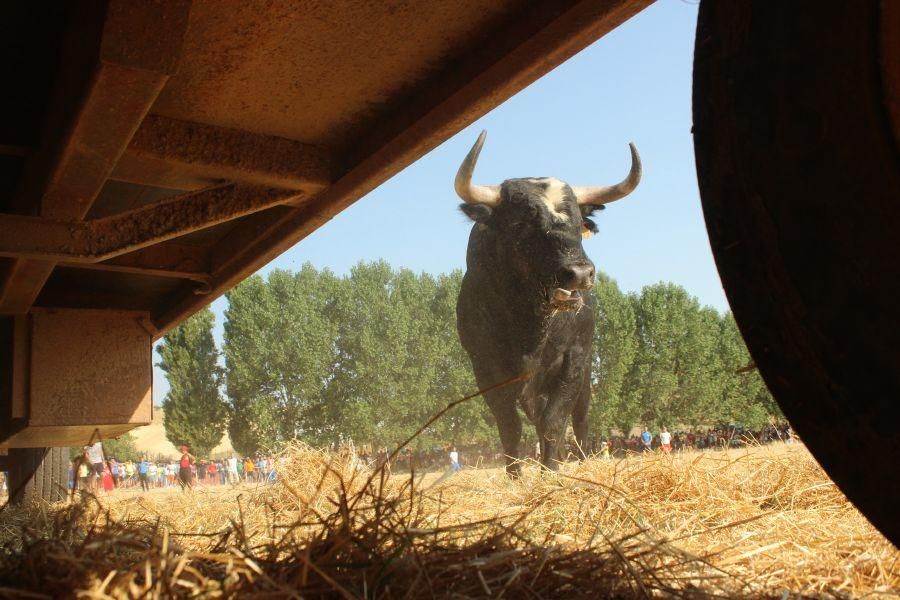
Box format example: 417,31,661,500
153,0,723,404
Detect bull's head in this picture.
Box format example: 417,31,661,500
455,130,641,312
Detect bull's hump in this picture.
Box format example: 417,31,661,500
523,177,570,222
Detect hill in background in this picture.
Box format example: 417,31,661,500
129,407,234,459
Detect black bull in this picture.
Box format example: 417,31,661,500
454,131,641,475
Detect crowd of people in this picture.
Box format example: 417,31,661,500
354,423,797,473
63,423,795,494
70,441,279,493
582,423,795,458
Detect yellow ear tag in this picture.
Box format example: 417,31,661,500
581,224,594,239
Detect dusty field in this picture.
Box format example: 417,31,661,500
0,443,896,598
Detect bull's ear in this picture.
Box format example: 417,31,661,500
459,203,493,223
579,204,606,219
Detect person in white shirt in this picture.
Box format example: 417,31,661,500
84,441,105,490
660,427,672,454
449,448,460,471
227,454,239,484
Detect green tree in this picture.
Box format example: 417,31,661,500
589,274,638,436
216,260,783,453
325,262,427,448
715,313,781,429
224,266,340,452
223,274,280,454
157,307,227,457
103,434,141,462
425,271,493,446
622,283,722,430
320,263,492,450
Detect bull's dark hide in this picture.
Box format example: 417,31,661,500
454,132,639,475
457,178,599,475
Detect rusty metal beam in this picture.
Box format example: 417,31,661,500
0,0,192,314
0,185,299,265
0,261,56,316
208,206,295,273
60,243,211,282
32,279,162,314
151,0,653,336
115,115,336,193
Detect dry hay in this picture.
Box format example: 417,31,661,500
0,443,896,599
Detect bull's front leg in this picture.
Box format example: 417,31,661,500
571,368,592,460
538,412,569,471
485,393,523,477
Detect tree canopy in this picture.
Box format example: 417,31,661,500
157,307,227,457
160,262,781,454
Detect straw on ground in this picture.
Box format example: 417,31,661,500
0,443,896,598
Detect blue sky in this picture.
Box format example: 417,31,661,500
153,0,721,404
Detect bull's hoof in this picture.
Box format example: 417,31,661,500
540,459,562,473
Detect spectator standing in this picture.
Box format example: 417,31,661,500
109,459,121,488
101,462,114,492
178,445,194,490
84,442,105,490
77,461,90,490
148,461,158,488
640,427,653,453
449,447,460,471
265,456,276,482
227,454,239,484
138,457,150,492
599,441,611,461
660,427,672,455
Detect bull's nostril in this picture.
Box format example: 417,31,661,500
558,267,576,287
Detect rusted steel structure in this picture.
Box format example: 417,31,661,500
0,0,897,546
0,0,652,487
0,0,650,437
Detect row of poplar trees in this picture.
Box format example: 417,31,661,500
158,261,780,457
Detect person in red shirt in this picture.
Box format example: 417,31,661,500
207,460,217,485
101,461,114,492
178,445,195,490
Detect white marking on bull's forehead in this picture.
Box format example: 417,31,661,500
525,177,570,221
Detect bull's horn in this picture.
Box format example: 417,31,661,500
573,143,642,206
455,130,501,207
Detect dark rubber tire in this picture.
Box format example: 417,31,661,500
8,447,69,504
693,1,900,544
